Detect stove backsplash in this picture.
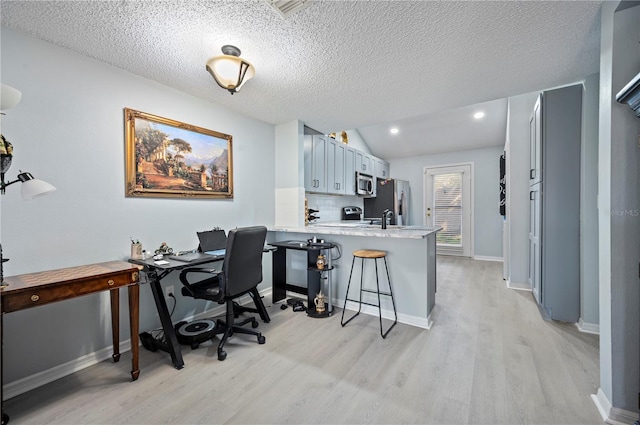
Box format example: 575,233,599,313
306,194,363,222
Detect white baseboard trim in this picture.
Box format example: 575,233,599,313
506,279,531,291
338,298,432,330
577,318,600,335
3,287,273,400
472,255,503,262
592,388,640,425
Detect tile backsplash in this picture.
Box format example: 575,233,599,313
306,194,363,222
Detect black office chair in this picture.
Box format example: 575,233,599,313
179,226,268,360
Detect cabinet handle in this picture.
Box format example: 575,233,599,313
31,294,40,302
530,169,535,179
530,191,535,200
108,279,115,286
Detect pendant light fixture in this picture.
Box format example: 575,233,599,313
206,45,255,95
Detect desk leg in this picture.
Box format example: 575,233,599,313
1,312,8,425
249,288,271,323
272,248,286,303
128,285,140,381
148,273,184,369
110,289,121,363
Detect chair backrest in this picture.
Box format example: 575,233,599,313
222,226,267,298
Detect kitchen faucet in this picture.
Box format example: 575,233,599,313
382,209,394,229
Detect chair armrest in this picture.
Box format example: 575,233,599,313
179,268,224,298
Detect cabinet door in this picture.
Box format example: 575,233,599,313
304,135,327,193
529,95,542,185
345,147,356,195
528,183,541,303
327,139,346,194
355,151,372,174
373,157,390,179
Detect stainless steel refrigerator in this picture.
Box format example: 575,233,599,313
363,178,410,225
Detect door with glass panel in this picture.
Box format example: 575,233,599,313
424,164,472,257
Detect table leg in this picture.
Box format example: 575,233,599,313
128,285,140,381
110,288,121,363
147,273,184,369
272,248,286,303
1,312,8,425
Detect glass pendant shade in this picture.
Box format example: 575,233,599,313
205,45,255,94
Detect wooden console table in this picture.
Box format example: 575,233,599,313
1,261,140,424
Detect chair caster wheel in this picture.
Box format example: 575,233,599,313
218,350,227,361
251,320,259,328
258,335,266,344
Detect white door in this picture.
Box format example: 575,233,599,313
424,164,472,257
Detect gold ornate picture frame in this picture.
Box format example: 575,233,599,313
124,108,233,199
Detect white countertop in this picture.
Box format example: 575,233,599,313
268,222,441,239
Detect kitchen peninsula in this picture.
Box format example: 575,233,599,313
267,224,440,329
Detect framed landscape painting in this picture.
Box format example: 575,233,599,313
124,108,233,199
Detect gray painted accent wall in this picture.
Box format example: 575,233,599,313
580,73,600,327
598,1,640,415
389,146,504,258
608,3,640,413
1,27,276,383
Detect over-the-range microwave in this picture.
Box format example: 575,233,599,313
356,172,374,196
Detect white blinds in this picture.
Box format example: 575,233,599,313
433,172,463,246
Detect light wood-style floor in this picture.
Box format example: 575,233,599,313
5,257,601,424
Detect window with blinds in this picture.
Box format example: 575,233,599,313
433,172,462,246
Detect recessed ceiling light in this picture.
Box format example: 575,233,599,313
473,111,485,119
390,127,399,134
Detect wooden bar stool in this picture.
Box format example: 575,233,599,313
341,249,397,338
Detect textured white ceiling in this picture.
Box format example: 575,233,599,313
0,1,602,158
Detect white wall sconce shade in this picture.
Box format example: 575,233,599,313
206,45,255,94
0,83,22,111
18,172,56,200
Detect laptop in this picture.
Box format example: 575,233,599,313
168,229,227,263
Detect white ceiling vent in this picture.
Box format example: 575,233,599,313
266,0,313,18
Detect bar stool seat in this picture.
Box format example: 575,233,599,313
341,249,398,338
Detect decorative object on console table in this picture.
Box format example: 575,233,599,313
130,238,142,260
124,108,233,199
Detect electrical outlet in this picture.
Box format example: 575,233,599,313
165,285,174,298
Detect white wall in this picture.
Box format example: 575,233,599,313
389,146,504,258
0,27,276,383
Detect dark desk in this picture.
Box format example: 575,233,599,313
129,253,270,369
269,241,335,316
1,261,140,425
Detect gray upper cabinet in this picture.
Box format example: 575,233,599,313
304,135,327,193
304,134,383,196
344,146,356,195
529,95,542,185
373,157,390,179
355,151,372,174
528,85,582,322
327,138,346,195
